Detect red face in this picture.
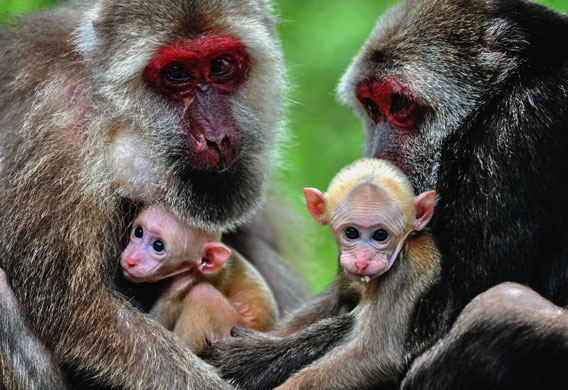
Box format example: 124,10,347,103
355,77,420,128
144,34,250,171
355,77,424,173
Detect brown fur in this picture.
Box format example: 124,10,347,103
0,0,310,388
206,0,568,387
0,269,69,390
150,249,279,353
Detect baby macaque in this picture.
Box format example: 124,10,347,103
121,205,278,353
202,158,441,389
304,158,436,285
273,158,440,389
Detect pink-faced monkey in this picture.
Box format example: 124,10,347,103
304,158,436,284
121,205,278,354
204,159,441,390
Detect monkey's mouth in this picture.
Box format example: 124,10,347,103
186,133,241,172
184,120,241,173
121,268,148,283
122,265,195,284
372,147,413,178
343,269,375,284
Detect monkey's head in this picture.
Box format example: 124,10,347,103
304,159,435,283
120,205,225,283
75,0,286,230
338,0,528,191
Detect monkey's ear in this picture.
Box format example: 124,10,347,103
303,188,327,225
200,242,231,274
414,190,436,231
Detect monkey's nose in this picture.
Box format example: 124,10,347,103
125,255,138,267
354,260,369,273
205,130,230,146
187,126,240,171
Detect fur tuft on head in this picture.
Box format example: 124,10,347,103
325,158,416,226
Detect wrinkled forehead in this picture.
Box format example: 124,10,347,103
134,207,180,235
79,0,281,90
135,207,220,252
330,183,409,234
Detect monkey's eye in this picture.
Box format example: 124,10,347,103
133,226,143,239
153,240,165,253
209,57,232,76
163,63,192,83
390,93,411,114
344,227,360,240
372,229,388,242
362,98,381,119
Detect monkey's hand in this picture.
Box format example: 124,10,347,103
233,302,257,324
64,289,236,390
201,315,354,390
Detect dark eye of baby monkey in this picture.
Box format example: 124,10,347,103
344,227,360,240
134,226,144,238
153,240,165,253
372,229,388,242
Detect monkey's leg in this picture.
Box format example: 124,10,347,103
223,251,278,332
0,268,69,390
174,283,245,354
401,282,568,390
202,314,354,390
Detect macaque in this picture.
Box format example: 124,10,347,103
120,205,278,353
205,158,440,389
274,158,439,389
0,0,311,388
207,0,568,388
337,0,568,386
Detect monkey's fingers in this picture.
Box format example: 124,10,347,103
233,303,257,324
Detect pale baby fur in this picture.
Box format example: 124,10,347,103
325,158,416,227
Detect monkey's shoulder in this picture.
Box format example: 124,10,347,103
206,248,265,291
406,229,440,277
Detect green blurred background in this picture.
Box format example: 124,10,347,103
1,0,567,292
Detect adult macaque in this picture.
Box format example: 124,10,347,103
338,0,568,386
121,205,278,353
0,0,310,388
205,158,440,389
206,0,568,388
